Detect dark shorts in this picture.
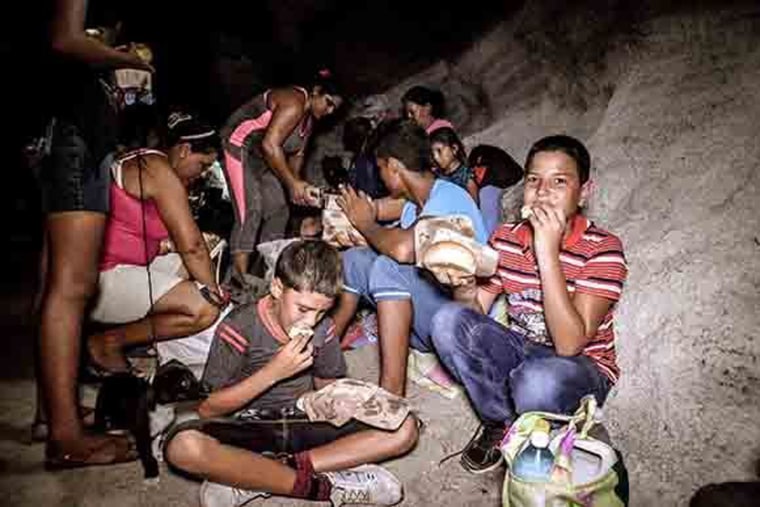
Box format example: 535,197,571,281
164,408,370,459
39,118,110,214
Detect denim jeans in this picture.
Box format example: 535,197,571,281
342,247,452,351
430,303,611,424
40,119,111,214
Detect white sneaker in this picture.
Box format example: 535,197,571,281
199,480,270,507
325,464,403,506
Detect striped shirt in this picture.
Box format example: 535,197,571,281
484,215,628,382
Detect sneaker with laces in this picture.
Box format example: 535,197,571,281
325,464,403,506
460,422,506,474
199,480,270,507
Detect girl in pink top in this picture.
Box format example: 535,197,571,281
401,86,455,134
87,115,224,374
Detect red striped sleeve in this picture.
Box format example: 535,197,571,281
217,323,248,355
324,322,337,343
482,225,516,293
575,236,627,301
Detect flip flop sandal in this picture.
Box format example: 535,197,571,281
31,407,97,443
44,434,138,471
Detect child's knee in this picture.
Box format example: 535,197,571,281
430,303,468,349
390,415,419,455
164,429,208,470
194,300,220,331
510,362,566,415
430,303,489,358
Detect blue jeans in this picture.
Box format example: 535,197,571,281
431,303,611,424
342,247,452,351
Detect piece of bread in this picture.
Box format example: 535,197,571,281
288,325,314,340
520,205,534,220
422,241,477,276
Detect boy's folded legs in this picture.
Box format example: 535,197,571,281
164,414,415,506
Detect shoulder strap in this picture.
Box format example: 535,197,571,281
111,149,167,189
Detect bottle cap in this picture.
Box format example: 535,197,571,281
529,419,551,448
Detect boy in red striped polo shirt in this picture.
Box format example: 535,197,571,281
430,135,628,474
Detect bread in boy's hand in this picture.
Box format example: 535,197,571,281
520,205,534,220
421,241,477,277
287,325,314,340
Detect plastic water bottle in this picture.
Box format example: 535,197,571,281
512,420,554,481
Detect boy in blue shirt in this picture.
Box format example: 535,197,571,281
334,119,487,396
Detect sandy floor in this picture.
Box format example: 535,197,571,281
0,336,503,507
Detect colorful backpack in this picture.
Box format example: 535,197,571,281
500,396,628,507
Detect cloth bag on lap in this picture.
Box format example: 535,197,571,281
500,395,627,507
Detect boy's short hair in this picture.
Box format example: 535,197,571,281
274,240,342,298
525,135,591,184
373,119,431,173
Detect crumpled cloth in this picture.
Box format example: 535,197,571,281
297,378,412,430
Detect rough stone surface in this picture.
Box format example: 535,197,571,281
305,3,760,504
370,3,760,505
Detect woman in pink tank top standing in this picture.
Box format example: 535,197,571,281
86,115,225,374
220,70,343,283
401,85,455,134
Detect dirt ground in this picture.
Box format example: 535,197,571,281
0,317,502,507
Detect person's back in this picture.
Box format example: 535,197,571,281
400,178,487,243
100,150,169,270
343,116,387,198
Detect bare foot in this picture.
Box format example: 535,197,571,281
32,407,97,442
45,433,137,470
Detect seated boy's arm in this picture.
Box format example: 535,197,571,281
543,269,615,356
534,213,626,356
339,186,415,263
451,278,499,314
198,333,315,418
375,197,405,221
198,366,279,418
360,224,415,263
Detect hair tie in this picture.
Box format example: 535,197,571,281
318,68,332,78
179,129,216,141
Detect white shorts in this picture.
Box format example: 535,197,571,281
156,303,235,379
91,253,185,324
